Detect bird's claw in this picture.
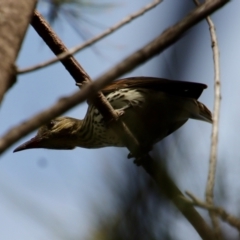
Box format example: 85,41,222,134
127,145,153,166
114,103,134,120
120,102,134,112
127,153,143,166
115,109,125,118
133,156,149,166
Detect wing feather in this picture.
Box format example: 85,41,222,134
102,77,207,100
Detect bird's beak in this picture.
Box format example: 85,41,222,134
13,136,43,152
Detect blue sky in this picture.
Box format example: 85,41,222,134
0,0,240,239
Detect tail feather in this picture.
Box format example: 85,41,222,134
191,101,213,123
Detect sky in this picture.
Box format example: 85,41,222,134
0,0,240,239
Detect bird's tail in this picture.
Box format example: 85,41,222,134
190,100,213,123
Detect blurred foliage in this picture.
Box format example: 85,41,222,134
39,0,116,40
89,152,175,240
41,0,115,23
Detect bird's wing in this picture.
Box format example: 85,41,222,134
102,77,207,100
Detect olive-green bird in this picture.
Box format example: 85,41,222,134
14,77,212,153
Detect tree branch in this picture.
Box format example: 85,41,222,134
0,0,37,103
185,191,240,231
194,0,222,238
206,12,222,240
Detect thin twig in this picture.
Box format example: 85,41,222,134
18,0,162,74
204,4,221,205
194,0,222,237
206,16,222,240
185,191,240,231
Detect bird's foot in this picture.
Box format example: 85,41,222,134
127,152,134,159
115,102,134,117
114,109,125,118
127,145,153,166
113,103,134,120
133,155,149,166
133,156,143,166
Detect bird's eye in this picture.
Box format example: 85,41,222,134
47,120,55,129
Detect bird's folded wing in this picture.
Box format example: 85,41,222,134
102,77,207,100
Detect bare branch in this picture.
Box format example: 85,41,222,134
18,0,162,74
203,3,221,206
185,191,240,231
0,0,37,103
194,0,222,237
206,16,222,240
30,11,90,86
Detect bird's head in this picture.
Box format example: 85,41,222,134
13,117,82,152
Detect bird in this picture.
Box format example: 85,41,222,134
13,77,212,155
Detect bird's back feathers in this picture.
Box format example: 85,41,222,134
102,77,207,99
